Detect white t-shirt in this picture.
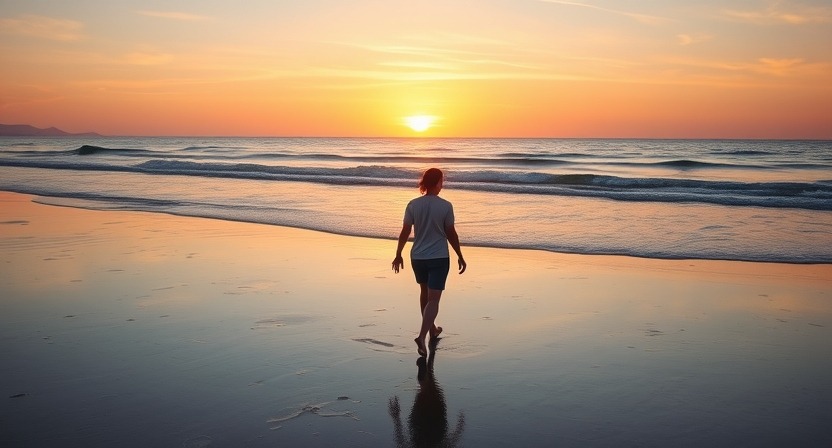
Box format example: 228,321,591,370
404,194,455,260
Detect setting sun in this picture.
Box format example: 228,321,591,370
404,115,436,133
0,2,830,138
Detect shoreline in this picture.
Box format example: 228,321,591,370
20,190,832,266
3,136,831,265
2,190,830,446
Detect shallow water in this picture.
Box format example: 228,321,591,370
1,137,831,263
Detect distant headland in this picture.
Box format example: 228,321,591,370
0,124,101,137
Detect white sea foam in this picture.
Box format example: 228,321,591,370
1,137,830,263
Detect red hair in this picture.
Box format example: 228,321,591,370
418,168,444,194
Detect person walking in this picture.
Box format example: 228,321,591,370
392,168,467,357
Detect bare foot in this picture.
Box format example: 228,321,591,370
414,338,427,357
430,326,443,339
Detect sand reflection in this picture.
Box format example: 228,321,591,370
389,349,465,447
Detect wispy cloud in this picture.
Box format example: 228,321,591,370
756,57,806,75
377,61,460,71
723,2,832,25
333,40,548,81
354,43,488,59
661,56,830,81
306,66,590,84
538,0,668,25
677,33,713,46
0,14,85,41
136,10,212,22
403,32,511,48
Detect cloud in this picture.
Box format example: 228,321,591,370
136,10,212,22
677,33,713,46
756,57,805,75
659,56,830,83
404,32,510,48
723,2,832,25
307,66,588,84
338,40,546,79
0,14,85,41
538,0,669,25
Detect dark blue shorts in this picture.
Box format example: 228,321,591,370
411,257,450,291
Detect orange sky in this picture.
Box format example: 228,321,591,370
1,1,831,138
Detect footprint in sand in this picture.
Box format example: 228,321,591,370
267,401,358,430
252,314,318,329
352,338,395,348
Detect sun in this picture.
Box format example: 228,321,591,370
404,115,436,132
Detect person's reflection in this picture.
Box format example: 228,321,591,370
389,348,465,447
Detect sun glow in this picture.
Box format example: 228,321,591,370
404,115,436,132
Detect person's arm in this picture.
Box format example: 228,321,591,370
392,223,411,273
445,224,467,274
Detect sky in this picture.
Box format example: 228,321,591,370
1,0,831,138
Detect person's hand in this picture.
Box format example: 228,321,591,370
458,257,467,274
392,256,404,273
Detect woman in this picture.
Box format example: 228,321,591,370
392,168,467,357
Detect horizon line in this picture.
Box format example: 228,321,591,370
6,134,832,141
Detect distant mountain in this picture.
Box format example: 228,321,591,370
0,124,101,137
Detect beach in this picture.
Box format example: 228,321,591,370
2,137,830,265
1,190,830,446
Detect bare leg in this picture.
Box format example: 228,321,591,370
415,288,442,356
418,283,441,338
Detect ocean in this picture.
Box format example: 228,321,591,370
1,137,830,263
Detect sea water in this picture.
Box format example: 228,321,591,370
1,137,830,263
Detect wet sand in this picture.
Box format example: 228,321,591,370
1,191,830,447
